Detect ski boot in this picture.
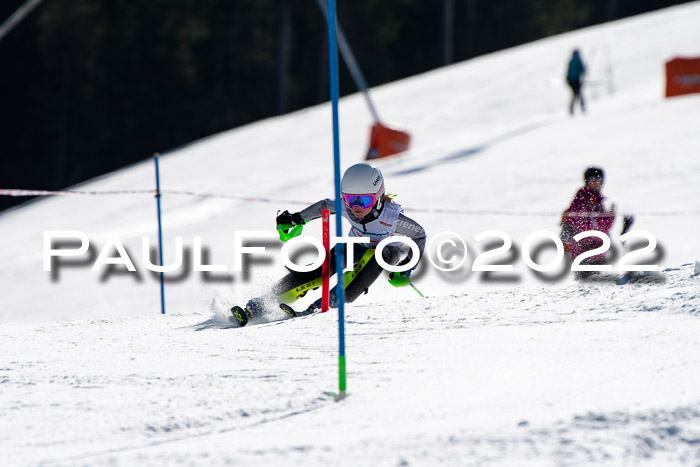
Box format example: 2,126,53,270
230,298,266,327
307,288,339,312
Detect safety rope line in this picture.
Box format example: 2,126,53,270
1,188,698,217
160,189,311,205
0,189,154,196
401,207,700,217
0,188,310,206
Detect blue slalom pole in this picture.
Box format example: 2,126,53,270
153,154,166,315
327,0,346,399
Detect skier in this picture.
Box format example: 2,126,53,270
566,49,586,115
233,162,427,325
560,166,616,278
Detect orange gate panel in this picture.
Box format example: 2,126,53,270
665,56,700,98
366,122,411,160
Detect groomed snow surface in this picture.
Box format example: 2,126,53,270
2,3,700,466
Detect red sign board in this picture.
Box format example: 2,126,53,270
666,56,700,98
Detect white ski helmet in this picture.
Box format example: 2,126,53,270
341,163,385,207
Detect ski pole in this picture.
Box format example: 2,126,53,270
409,281,425,298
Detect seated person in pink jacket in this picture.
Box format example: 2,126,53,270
561,167,616,272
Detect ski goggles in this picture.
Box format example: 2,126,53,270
342,193,378,209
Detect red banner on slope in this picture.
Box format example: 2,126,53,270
665,56,700,98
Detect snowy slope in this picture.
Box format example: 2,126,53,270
2,266,699,466
1,3,700,465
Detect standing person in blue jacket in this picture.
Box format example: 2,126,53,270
566,49,586,115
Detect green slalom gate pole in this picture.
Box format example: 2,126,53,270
326,0,347,400
409,281,425,298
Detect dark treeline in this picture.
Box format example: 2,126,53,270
0,0,691,211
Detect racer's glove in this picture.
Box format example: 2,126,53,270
276,210,304,227
276,210,305,242
388,270,412,287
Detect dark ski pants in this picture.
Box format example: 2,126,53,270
567,78,585,114
270,243,401,304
